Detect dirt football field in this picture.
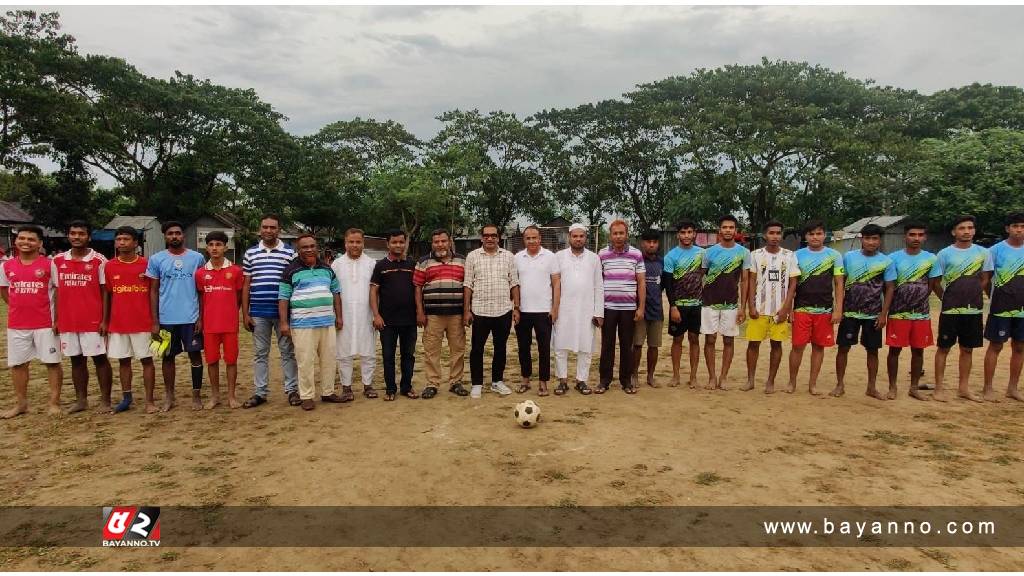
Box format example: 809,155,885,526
0,299,1022,571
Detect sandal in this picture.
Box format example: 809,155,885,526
339,387,355,403
624,384,637,395
242,395,266,409
593,383,609,395
449,383,470,397
401,389,419,399
422,386,438,399
538,383,549,397
575,381,592,395
384,393,396,402
363,386,379,399
554,381,569,396
287,391,303,406
516,383,531,394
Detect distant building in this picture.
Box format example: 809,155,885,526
98,216,164,259
830,215,947,254
0,201,34,253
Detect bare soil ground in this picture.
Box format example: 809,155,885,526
0,302,1022,571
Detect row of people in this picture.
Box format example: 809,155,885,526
1,211,1021,417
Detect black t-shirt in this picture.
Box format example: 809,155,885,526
371,256,417,326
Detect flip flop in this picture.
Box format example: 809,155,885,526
363,386,379,399
554,381,569,396
384,393,396,402
401,389,419,399
421,386,438,399
242,395,266,409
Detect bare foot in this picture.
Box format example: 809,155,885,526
97,402,112,414
160,399,175,412
809,386,822,396
66,399,88,414
1006,389,1024,402
647,378,659,388
688,379,697,390
784,382,796,394
932,389,951,402
1,405,29,419
765,382,775,394
886,387,897,400
204,398,220,410
908,389,930,401
228,396,242,409
982,388,1001,403
47,404,63,417
717,381,729,391
669,376,680,388
829,385,845,398
191,397,203,411
145,402,160,414
865,388,885,401
740,381,755,392
704,379,717,391
958,391,983,403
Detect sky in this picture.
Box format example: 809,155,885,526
38,5,1024,141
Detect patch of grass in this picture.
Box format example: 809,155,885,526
160,551,180,562
245,495,273,505
925,439,953,451
940,466,969,481
695,472,725,486
154,451,173,459
141,463,164,474
937,423,959,430
884,558,912,571
919,548,955,570
632,463,648,471
864,430,909,446
190,465,217,477
982,433,1012,446
911,412,937,421
154,480,180,490
775,444,805,455
609,480,626,489
555,496,577,508
993,454,1018,466
543,470,568,481
573,410,596,419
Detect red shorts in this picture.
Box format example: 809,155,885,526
204,332,239,364
792,312,835,347
886,318,933,349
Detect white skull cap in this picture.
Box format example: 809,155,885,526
568,223,587,233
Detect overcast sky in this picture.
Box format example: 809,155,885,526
38,5,1024,139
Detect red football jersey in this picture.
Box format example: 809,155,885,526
104,256,153,334
53,249,107,333
1,255,56,330
195,262,243,333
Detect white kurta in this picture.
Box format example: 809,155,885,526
551,248,604,353
331,253,377,358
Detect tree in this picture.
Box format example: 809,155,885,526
431,109,547,234
907,128,1024,235
926,83,1024,133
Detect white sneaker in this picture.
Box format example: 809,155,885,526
470,384,482,399
490,381,512,396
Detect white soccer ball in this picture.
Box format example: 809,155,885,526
514,400,540,428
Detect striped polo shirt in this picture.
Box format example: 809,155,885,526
278,259,340,329
413,252,466,316
599,244,644,310
243,240,296,319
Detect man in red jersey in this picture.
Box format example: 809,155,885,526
0,225,62,418
195,231,244,409
54,220,113,413
103,226,157,413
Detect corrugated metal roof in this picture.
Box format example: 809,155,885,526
0,201,33,223
839,215,908,233
104,216,160,230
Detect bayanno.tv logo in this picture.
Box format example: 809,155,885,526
102,506,161,547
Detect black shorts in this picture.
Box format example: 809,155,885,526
162,323,204,358
984,315,1024,344
937,314,984,349
668,305,701,337
836,317,882,350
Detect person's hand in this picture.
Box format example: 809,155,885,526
633,308,643,322
336,317,344,331
550,309,558,325
464,311,474,327
280,322,291,338
875,313,888,330
670,307,681,324
748,307,760,320
194,319,202,334
593,317,603,328
151,323,161,340
98,320,107,337
831,310,843,325
52,319,60,336
513,309,521,325
373,314,385,331
243,313,255,333
776,306,790,324
737,310,746,325
417,312,427,328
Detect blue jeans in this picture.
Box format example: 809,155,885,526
380,325,417,394
252,317,298,397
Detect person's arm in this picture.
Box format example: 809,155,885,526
194,275,204,334
370,283,384,330
511,285,521,325
278,299,290,337
930,277,944,301
0,286,8,305
550,274,561,325
415,285,427,327
97,262,109,336
736,269,748,325
241,275,254,332
747,270,759,320
150,278,161,337
509,254,521,324
981,271,993,298
334,292,344,331
634,270,646,322
832,275,845,324
593,255,604,327
878,280,894,329
463,286,474,327
779,273,798,323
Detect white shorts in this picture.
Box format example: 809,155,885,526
107,332,153,360
59,332,107,357
700,307,740,337
7,328,62,367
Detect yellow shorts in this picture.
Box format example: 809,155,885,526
745,316,790,342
